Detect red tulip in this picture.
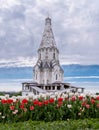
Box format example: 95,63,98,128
44,100,49,105
10,105,15,110
20,104,24,109
7,99,13,104
1,99,7,104
58,97,63,102
86,104,90,109
33,100,39,106
49,98,54,103
71,96,76,101
22,99,28,104
96,96,99,100
38,102,43,107
30,106,34,111
82,102,86,107
91,99,95,104
78,96,83,100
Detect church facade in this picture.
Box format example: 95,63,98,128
22,17,84,96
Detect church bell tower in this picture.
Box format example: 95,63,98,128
33,17,64,85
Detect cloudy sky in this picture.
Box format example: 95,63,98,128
0,0,99,67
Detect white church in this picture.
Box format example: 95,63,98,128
22,17,84,96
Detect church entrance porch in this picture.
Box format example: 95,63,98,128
22,82,84,96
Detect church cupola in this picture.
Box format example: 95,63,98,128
45,17,51,25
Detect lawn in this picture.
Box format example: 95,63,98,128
0,119,99,130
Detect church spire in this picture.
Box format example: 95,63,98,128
39,17,57,49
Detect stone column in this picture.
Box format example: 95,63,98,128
44,85,45,90
51,85,52,90
76,88,78,92
55,85,57,90
81,88,84,93
36,91,38,95
22,83,24,91
61,85,64,90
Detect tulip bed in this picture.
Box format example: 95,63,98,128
0,92,99,123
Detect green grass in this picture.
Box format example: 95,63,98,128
0,119,99,130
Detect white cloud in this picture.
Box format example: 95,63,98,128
0,0,99,66
0,57,37,67
0,0,20,9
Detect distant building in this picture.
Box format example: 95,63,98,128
22,17,84,96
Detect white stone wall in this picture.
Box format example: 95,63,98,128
34,49,63,84
39,69,52,84
38,48,59,61
34,66,40,84
52,65,63,83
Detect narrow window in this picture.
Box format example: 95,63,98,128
36,74,37,80
53,53,55,59
47,80,49,84
56,74,57,80
40,53,41,59
43,80,44,84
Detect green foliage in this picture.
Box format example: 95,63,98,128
0,91,22,97
0,119,99,130
0,92,5,96
10,91,22,97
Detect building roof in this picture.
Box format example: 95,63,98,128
39,17,57,49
